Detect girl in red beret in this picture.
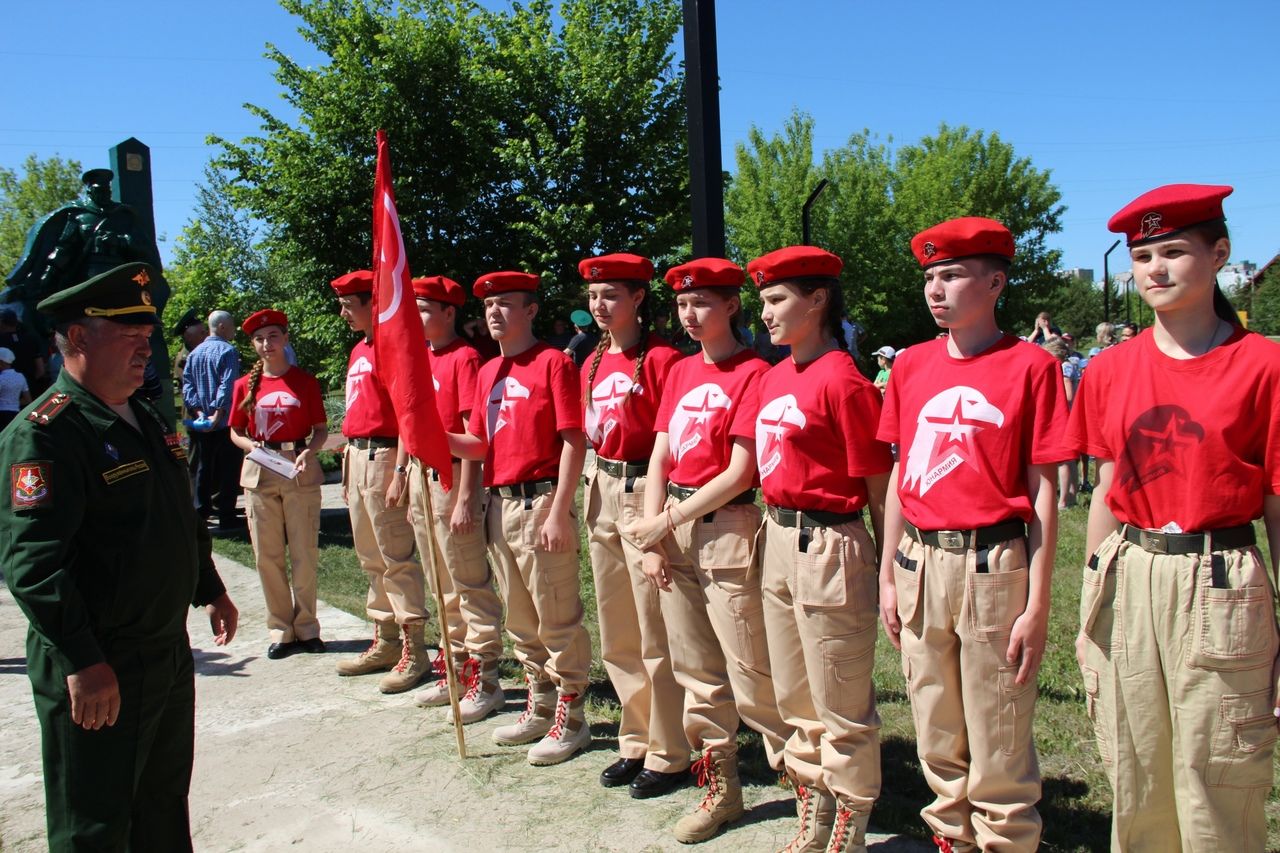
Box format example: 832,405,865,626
750,246,893,853
577,254,691,798
622,258,792,843
228,310,329,660
1069,184,1280,850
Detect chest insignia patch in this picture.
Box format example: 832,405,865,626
11,462,51,510
164,432,188,462
103,459,150,485
104,441,119,461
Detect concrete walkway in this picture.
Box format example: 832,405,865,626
0,552,929,852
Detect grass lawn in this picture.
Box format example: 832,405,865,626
212,490,1280,852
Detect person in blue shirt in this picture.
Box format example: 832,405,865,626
181,310,242,529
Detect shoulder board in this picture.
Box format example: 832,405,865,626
25,392,74,426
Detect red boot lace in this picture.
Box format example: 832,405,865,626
361,627,381,658
459,658,482,701
391,634,414,673
781,784,812,852
932,836,955,853
689,752,719,811
546,692,575,739
515,675,536,724
829,806,853,852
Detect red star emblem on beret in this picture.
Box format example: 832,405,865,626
1141,212,1163,237
923,242,936,259
133,269,150,286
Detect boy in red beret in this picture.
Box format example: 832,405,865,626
405,276,506,724
1070,184,1280,850
876,218,1071,852
329,270,431,694
466,270,593,765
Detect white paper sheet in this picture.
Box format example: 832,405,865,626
247,446,299,480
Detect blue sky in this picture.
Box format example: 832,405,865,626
4,0,1278,280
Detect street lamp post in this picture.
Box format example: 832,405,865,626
683,0,725,259
1103,239,1121,323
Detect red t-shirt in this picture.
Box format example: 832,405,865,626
427,338,481,433
878,335,1071,529
467,342,583,486
1067,327,1280,531
655,349,768,489
582,334,681,462
229,367,327,443
342,339,398,439
757,350,893,514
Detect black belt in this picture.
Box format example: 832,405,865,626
766,505,862,529
597,457,648,478
491,479,556,499
348,436,397,450
904,518,1026,550
429,457,463,481
1122,523,1255,556
667,482,756,505
263,440,306,452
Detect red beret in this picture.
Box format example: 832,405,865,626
1107,184,1233,246
472,270,539,298
412,275,465,306
242,309,288,336
663,258,744,292
330,269,374,296
911,217,1015,268
578,253,655,283
747,246,843,288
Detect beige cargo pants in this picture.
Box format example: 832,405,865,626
892,532,1041,851
1079,529,1279,852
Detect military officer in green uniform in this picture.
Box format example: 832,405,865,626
0,262,238,851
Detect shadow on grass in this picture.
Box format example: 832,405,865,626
1039,776,1111,851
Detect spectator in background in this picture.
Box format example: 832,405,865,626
1095,322,1116,349
1042,336,1078,508
1118,322,1138,343
841,312,864,359
0,347,31,429
546,317,574,350
872,345,895,393
182,310,243,529
1027,311,1061,344
1061,332,1082,361
0,309,46,395
462,316,500,360
171,308,206,395
564,309,600,366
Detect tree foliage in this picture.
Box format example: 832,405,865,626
200,0,687,370
726,113,1067,350
0,154,83,278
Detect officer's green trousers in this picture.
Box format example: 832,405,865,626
28,634,195,852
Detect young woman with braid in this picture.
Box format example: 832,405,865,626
622,258,793,844
577,253,689,799
750,247,892,853
228,310,329,660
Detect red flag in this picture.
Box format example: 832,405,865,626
371,129,453,489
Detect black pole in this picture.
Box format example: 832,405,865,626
1103,238,1121,323
802,179,829,246
683,0,724,258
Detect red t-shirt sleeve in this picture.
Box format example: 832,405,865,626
1264,369,1280,495
456,350,480,422
467,370,488,439
840,383,893,477
1027,355,1073,465
304,373,327,426
550,353,583,433
227,377,249,432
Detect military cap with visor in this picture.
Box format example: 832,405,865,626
171,307,202,337
910,217,1015,269
1107,183,1233,246
38,262,161,325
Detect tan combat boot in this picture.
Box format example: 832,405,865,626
492,674,556,745
780,782,836,852
826,802,871,853
527,691,590,765
412,650,460,707
452,657,504,725
378,622,431,694
673,750,744,844
335,621,401,676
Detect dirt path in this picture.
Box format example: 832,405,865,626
0,555,929,852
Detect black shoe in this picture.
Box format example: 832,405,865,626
267,641,298,660
298,637,326,654
629,767,688,799
599,757,645,788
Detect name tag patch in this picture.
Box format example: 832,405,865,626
11,462,51,510
103,459,150,485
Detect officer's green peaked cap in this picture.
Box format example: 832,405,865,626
38,262,161,326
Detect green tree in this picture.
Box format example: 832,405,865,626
1247,271,1280,336
0,154,83,277
211,0,687,339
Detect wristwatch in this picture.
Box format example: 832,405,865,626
395,465,408,475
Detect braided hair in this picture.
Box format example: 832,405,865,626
239,358,266,422
584,280,652,406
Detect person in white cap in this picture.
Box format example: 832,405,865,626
0,346,32,429
872,346,896,394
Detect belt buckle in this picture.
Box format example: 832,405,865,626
937,530,965,549
1140,530,1168,554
